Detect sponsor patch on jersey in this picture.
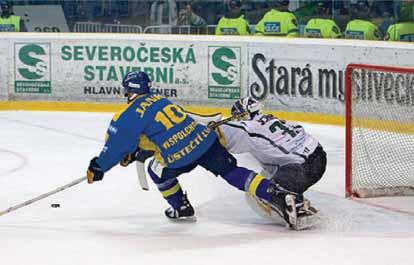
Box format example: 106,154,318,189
220,28,239,35
345,30,364,40
306,28,322,38
264,22,281,33
400,33,414,41
0,24,15,32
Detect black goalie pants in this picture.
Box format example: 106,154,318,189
273,145,327,194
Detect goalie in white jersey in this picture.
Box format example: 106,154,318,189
215,97,327,223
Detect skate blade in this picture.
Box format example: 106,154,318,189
291,212,322,230
168,215,197,223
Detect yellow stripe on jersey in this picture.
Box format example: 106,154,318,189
138,134,165,166
248,174,266,196
161,183,181,198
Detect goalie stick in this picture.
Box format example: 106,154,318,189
135,110,248,191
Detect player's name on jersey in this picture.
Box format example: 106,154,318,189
163,121,197,149
135,94,164,118
166,127,211,164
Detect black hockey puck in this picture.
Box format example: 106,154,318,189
51,204,60,208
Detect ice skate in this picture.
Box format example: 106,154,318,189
164,193,196,222
266,183,298,228
293,197,321,230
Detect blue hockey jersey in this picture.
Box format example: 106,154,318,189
96,93,217,172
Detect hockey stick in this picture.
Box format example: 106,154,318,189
0,176,87,217
136,161,149,191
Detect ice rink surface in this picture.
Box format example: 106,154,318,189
1,111,414,265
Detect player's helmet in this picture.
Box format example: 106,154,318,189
121,71,151,96
231,96,264,120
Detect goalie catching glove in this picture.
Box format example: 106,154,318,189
120,148,155,167
87,157,104,184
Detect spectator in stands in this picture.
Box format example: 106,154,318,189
385,0,414,42
255,0,298,37
304,0,341,38
177,1,207,27
215,0,250,35
372,0,396,34
344,0,381,40
0,0,27,32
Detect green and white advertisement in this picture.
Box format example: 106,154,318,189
14,43,51,94
208,46,241,99
8,35,248,104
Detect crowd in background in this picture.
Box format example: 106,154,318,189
1,0,413,42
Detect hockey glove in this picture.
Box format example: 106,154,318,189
87,157,104,184
120,149,155,167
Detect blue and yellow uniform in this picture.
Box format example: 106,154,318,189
87,71,294,224
97,93,216,171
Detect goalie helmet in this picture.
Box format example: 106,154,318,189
122,71,152,96
231,96,264,120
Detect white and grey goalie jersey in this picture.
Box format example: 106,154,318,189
218,114,319,171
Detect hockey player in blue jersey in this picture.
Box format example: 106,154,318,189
86,71,302,229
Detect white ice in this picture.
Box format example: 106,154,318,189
0,111,413,265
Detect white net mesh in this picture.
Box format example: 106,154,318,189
348,65,414,198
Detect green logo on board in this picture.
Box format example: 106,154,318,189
14,43,51,93
208,46,241,99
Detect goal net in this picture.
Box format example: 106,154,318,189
345,64,414,198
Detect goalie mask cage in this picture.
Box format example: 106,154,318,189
345,64,414,198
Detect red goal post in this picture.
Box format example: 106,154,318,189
345,64,414,198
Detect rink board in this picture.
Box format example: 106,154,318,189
0,33,413,124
